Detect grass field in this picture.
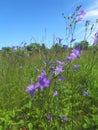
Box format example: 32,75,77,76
0,46,98,130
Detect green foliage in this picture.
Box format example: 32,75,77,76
74,40,89,50
0,47,98,129
26,42,47,53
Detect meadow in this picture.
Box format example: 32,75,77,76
0,5,98,130
0,45,98,130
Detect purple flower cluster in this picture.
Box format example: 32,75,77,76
56,60,65,66
93,30,98,45
26,68,50,96
66,46,82,62
46,115,67,121
79,9,86,16
76,9,86,22
54,60,64,75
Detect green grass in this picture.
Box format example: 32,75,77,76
0,48,98,130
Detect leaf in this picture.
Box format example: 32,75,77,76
28,123,33,130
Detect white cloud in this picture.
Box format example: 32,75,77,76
84,0,98,20
85,10,98,19
75,0,98,45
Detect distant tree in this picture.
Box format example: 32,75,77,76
1,47,14,54
26,43,41,53
74,40,89,50
41,43,46,51
51,43,62,50
2,47,11,52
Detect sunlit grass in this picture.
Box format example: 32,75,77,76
0,47,98,129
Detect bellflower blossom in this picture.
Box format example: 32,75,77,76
63,45,68,50
55,66,64,75
56,60,65,66
77,17,83,22
62,115,67,121
59,76,66,81
66,46,82,62
36,69,50,90
74,65,80,70
47,115,51,121
93,31,98,45
53,90,58,97
83,91,88,96
70,38,76,43
79,10,86,16
26,84,38,96
57,37,63,44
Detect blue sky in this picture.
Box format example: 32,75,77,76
0,0,98,49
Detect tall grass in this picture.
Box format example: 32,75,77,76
0,47,98,129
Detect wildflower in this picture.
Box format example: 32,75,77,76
70,38,76,43
37,68,46,79
50,67,54,72
12,46,17,51
59,76,66,81
24,42,27,46
57,37,63,44
66,46,82,62
36,76,50,90
48,62,53,66
83,91,88,96
36,69,50,90
55,66,64,75
66,56,73,62
77,17,83,22
53,90,58,97
47,115,51,121
74,65,80,70
56,60,65,66
63,45,68,50
26,84,37,96
93,31,98,45
62,115,67,121
79,10,86,16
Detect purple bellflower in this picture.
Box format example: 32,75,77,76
74,65,80,70
59,76,66,81
93,31,98,45
62,115,67,121
63,45,68,50
77,17,83,22
47,115,51,121
57,37,63,44
53,90,58,97
66,46,82,62
79,10,86,16
70,38,76,43
36,76,50,90
26,84,38,96
56,60,65,66
36,68,50,90
83,91,88,96
55,66,64,75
